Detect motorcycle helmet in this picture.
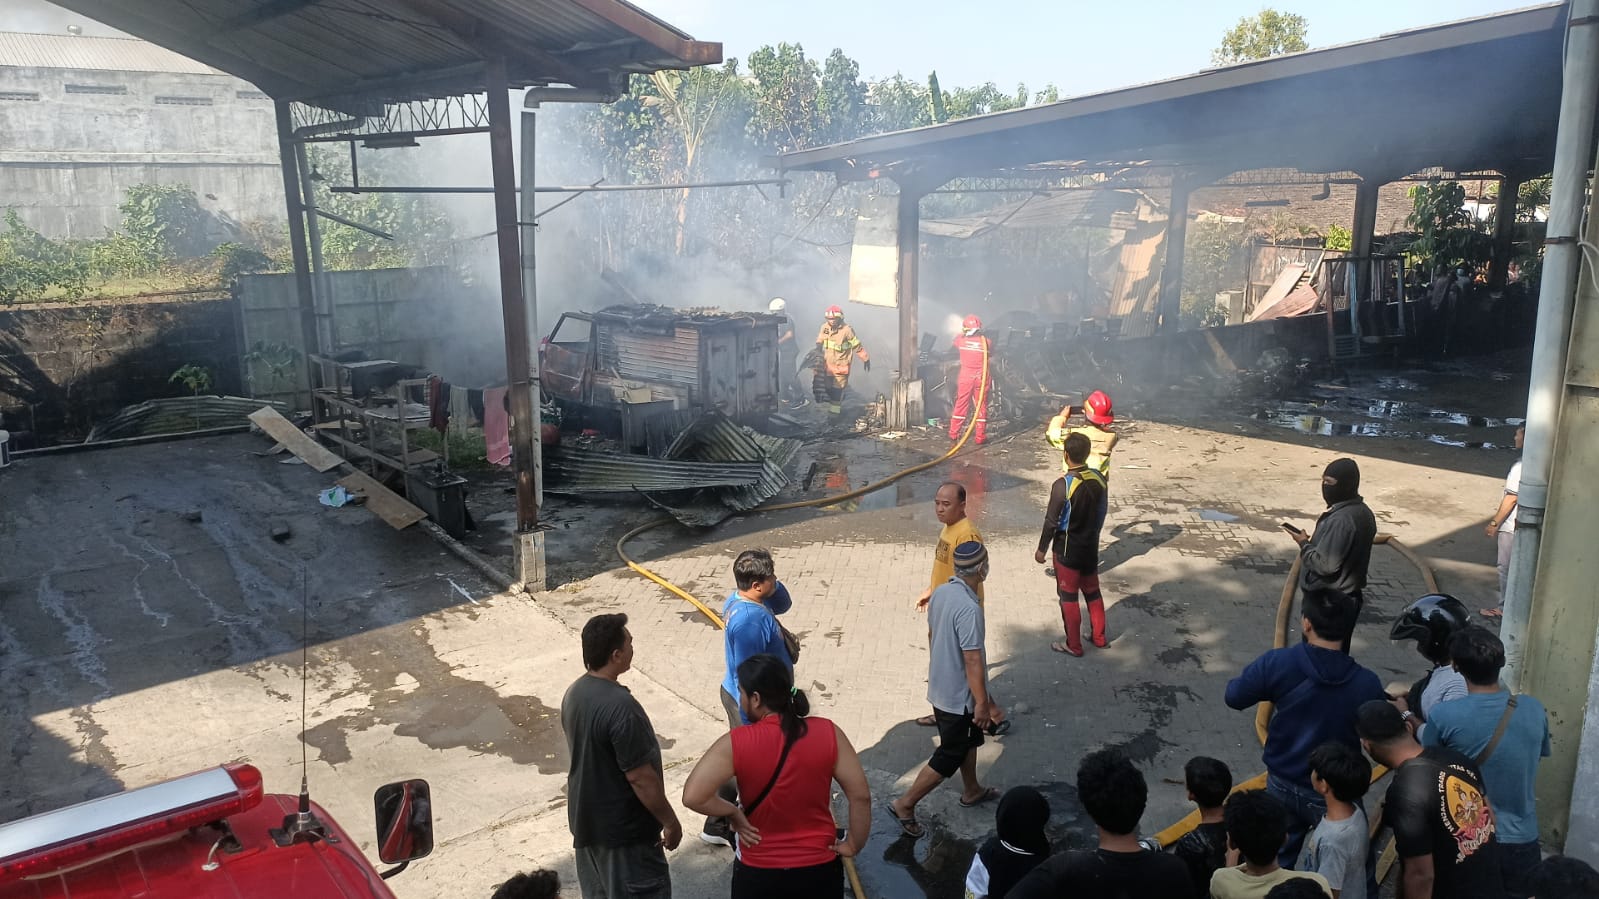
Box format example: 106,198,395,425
1084,390,1114,425
1390,593,1471,664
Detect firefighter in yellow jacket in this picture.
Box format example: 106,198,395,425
1046,390,1119,478
813,304,870,415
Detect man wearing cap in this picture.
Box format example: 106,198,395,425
815,305,869,415
888,540,1004,837
1284,458,1377,651
949,315,993,445
1357,699,1502,899
1046,390,1119,478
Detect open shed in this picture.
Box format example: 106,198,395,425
47,0,721,587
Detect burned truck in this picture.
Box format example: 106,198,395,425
542,305,784,433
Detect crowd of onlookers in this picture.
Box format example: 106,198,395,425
487,411,1595,898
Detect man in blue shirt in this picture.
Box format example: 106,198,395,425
1224,588,1386,866
1423,627,1550,898
702,548,794,848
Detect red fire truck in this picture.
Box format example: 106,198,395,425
0,763,432,897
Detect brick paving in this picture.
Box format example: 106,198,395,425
525,419,1500,890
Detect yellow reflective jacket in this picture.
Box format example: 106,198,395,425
816,322,868,375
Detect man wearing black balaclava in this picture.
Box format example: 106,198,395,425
1285,458,1377,651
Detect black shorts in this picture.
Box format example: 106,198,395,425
930,707,983,777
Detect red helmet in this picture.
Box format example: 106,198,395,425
962,314,982,333
1084,390,1114,425
824,305,844,319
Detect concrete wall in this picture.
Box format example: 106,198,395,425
0,66,281,238
0,292,241,444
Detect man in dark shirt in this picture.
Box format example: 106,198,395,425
1356,700,1501,899
1008,749,1189,898
562,613,681,899
1285,458,1376,651
1035,431,1110,657
1171,756,1232,898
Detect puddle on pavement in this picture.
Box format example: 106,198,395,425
1251,394,1519,448
849,780,1097,897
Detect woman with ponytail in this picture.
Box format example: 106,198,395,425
682,653,871,897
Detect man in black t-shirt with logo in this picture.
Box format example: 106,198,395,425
1356,700,1500,899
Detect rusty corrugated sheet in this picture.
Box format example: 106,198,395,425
0,33,221,75
1106,207,1165,339
543,447,762,494
603,328,700,390
641,411,801,527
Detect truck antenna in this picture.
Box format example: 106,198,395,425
272,568,328,846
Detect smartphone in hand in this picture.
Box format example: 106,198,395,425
1280,522,1303,535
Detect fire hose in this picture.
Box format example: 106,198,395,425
615,345,990,899
1150,535,1438,888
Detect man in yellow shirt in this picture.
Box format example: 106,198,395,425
915,481,983,727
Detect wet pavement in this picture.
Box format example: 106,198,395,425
0,357,1530,898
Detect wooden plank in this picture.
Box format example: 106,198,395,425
249,407,344,472
336,471,427,530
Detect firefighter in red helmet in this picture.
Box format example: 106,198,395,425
814,305,870,415
948,314,993,444
1046,390,1119,477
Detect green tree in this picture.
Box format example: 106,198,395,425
817,49,871,144
870,74,934,132
0,210,90,304
304,146,454,268
119,183,212,262
1213,9,1309,64
1406,178,1490,273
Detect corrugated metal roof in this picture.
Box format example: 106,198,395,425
921,190,1140,239
47,0,722,109
0,32,222,75
544,447,763,494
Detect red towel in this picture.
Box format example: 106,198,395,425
484,386,511,467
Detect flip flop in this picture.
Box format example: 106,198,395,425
1051,641,1084,657
959,787,1002,808
885,801,924,838
914,714,938,727
1480,608,1504,620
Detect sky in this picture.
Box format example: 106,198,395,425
3,0,1541,96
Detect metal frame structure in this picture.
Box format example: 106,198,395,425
54,0,722,588
777,2,1568,424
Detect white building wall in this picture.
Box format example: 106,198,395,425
0,64,282,238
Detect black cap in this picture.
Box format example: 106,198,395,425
1355,700,1407,742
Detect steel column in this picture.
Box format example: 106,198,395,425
1157,180,1193,334
274,100,321,412
485,59,544,588
519,99,544,510
896,186,921,376
1351,177,1379,257
293,141,336,355
1488,172,1524,292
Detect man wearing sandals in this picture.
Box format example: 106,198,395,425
1481,426,1524,622
914,481,984,729
889,541,1005,837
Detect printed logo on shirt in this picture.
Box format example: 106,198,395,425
935,539,952,564
1439,770,1495,862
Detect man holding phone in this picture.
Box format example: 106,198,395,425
1284,458,1376,652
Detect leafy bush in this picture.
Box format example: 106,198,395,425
119,183,212,261
0,210,90,304
210,242,274,280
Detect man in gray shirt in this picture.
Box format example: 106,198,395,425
887,541,1004,838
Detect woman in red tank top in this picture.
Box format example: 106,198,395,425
683,653,872,898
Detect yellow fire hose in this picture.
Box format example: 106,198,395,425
1155,534,1438,888
615,345,991,899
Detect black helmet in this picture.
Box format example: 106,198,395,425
1390,594,1471,663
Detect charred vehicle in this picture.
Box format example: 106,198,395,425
542,305,784,428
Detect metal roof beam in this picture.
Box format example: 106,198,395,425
219,0,321,32
389,0,613,90
562,0,722,65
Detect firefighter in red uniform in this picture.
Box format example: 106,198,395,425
948,315,992,444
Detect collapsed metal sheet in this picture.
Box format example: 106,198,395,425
543,447,763,494
642,411,801,526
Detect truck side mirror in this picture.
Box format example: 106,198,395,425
373,779,433,872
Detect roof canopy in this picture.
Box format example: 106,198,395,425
779,3,1568,186
46,0,721,111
